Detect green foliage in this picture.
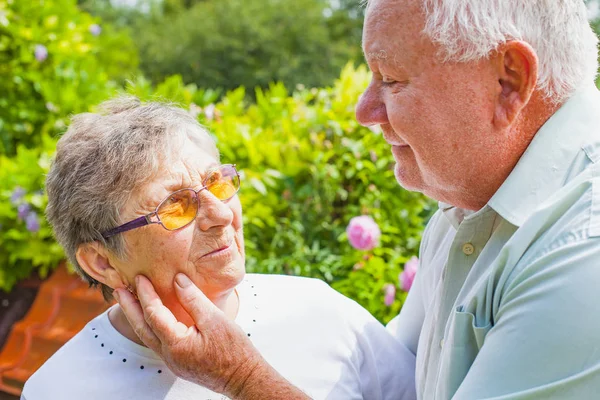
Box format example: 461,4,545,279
0,63,433,322
0,0,138,155
0,135,64,291
198,65,434,322
128,64,434,322
131,0,362,93
0,0,137,290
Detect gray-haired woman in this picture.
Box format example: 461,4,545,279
22,97,415,400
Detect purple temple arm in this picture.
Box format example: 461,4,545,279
101,215,152,239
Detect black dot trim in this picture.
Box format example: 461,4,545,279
122,358,127,363
253,319,256,322
140,366,145,370
92,328,96,330
247,333,251,337
109,351,113,355
101,343,104,347
158,370,162,374
94,335,98,338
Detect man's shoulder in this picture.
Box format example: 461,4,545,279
503,171,600,291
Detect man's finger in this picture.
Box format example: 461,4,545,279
174,273,220,328
135,275,189,344
114,288,162,352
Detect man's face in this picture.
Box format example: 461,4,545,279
356,0,506,208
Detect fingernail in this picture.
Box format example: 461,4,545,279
175,273,192,288
113,289,121,303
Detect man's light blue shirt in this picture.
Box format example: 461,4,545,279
388,84,600,399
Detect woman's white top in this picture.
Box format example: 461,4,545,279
22,274,416,400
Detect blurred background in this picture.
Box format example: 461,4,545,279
0,0,598,397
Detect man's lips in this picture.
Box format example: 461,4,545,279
381,129,409,147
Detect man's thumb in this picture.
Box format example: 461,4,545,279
174,273,216,325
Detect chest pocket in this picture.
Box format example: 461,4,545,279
439,308,492,399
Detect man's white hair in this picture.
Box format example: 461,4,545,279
367,0,600,102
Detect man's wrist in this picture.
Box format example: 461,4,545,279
224,355,309,400
222,353,264,398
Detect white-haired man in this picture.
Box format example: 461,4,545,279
115,1,600,399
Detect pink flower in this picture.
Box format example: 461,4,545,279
384,284,396,306
399,256,419,292
34,44,48,62
346,215,381,251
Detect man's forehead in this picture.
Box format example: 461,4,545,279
362,0,427,61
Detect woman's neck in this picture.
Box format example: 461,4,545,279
108,288,239,347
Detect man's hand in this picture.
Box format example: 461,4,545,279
114,273,308,399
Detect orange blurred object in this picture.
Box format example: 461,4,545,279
0,263,109,396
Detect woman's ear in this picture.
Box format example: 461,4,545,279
76,242,127,289
492,40,539,128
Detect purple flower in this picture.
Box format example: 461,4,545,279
34,44,48,62
346,215,381,251
204,104,216,121
384,284,396,306
10,187,26,205
46,102,58,113
89,24,102,36
399,256,419,292
25,211,40,233
17,203,31,220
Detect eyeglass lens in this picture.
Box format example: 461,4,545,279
156,165,239,231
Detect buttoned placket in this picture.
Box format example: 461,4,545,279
419,207,497,400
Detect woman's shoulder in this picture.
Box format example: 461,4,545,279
242,273,375,322
22,310,111,398
243,273,338,301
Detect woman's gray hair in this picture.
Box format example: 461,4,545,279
45,96,218,301
365,0,599,103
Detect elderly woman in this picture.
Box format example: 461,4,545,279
22,97,415,400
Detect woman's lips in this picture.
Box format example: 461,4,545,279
201,243,233,258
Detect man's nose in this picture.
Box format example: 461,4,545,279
355,83,388,127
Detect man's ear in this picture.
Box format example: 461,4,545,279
493,40,539,128
76,242,127,289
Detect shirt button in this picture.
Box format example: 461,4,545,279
440,338,445,348
462,243,475,256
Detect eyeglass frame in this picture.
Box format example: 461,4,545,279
100,164,240,239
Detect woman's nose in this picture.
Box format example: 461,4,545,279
195,189,234,231
355,82,388,127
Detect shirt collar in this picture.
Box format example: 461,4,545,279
488,84,600,227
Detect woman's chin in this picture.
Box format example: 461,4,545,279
189,254,246,292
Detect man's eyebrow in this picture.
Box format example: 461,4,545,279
364,49,389,63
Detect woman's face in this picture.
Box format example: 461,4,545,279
108,140,245,321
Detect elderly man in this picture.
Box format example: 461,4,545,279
116,0,600,399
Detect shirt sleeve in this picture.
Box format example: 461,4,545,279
453,236,600,399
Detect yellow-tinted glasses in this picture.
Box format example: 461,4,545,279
101,164,240,239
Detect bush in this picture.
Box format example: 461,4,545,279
0,0,137,155
0,135,64,291
215,66,434,323
0,0,136,290
0,64,433,323
133,65,435,322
